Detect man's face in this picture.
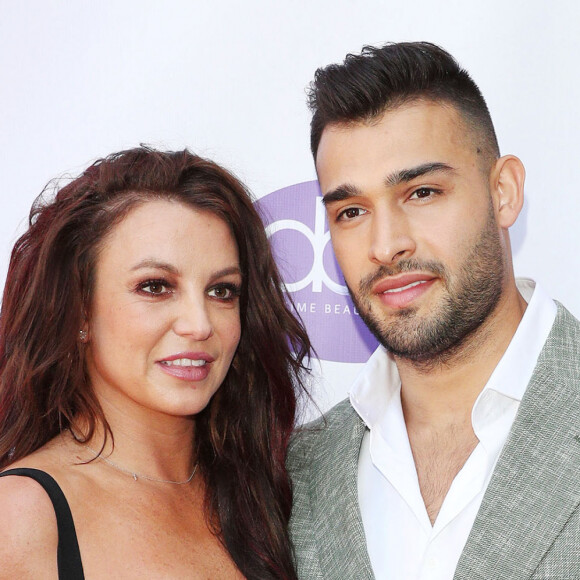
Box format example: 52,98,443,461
316,101,508,363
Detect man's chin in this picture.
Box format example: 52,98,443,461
363,300,423,325
360,309,454,359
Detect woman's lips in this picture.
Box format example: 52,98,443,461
156,352,214,382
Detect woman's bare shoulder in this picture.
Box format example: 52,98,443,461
0,469,59,577
0,442,65,577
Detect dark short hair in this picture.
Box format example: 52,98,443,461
0,147,310,579
308,41,500,163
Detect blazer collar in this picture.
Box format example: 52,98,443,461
455,303,580,579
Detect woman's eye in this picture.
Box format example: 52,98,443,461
208,284,240,301
139,280,170,295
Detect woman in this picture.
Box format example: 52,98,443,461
0,147,311,579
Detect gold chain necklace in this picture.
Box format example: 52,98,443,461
85,444,198,484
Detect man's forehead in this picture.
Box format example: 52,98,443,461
316,100,478,176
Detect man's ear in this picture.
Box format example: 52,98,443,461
491,155,525,229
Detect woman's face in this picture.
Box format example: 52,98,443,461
84,199,242,422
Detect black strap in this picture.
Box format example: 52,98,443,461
0,467,85,579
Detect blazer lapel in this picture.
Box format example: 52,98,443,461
309,405,375,579
455,305,580,580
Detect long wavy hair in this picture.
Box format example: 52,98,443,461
0,147,311,579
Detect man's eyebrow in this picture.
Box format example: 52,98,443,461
385,162,456,187
321,162,455,206
321,183,362,206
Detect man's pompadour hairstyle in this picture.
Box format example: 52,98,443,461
308,41,500,162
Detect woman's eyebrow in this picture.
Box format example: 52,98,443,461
130,259,179,274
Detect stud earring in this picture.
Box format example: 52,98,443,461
79,329,88,342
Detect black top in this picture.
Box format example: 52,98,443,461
0,467,85,579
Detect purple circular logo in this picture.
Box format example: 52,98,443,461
257,180,378,363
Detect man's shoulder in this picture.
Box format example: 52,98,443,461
553,301,580,333
288,398,363,472
545,302,580,366
293,397,361,444
301,397,360,431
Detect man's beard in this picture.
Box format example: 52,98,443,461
349,203,506,366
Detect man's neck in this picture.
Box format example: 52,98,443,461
395,283,527,523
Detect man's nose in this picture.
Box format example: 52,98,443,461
368,207,416,266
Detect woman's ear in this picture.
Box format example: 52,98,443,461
491,155,526,229
79,323,89,343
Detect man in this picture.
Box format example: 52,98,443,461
288,42,580,580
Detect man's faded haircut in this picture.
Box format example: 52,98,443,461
308,41,500,165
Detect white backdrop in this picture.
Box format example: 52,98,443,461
1,0,579,415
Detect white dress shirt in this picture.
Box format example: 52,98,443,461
351,279,557,580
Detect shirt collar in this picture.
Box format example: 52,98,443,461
349,345,399,429
350,278,557,430
478,278,556,403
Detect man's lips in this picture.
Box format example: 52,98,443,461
372,273,437,309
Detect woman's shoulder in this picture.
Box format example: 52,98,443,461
0,466,59,521
0,465,59,576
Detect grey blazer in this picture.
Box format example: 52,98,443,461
288,303,580,579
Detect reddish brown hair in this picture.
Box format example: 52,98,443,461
0,147,311,579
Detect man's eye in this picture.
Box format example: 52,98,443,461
338,207,365,220
410,188,437,200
